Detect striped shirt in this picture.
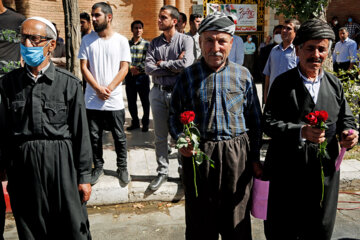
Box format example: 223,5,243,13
129,38,149,73
169,59,262,162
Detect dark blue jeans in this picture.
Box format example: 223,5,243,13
87,109,127,169
125,74,150,127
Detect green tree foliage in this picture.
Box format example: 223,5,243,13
333,67,360,126
265,0,330,22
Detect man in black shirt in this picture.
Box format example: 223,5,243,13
0,0,25,77
0,17,92,239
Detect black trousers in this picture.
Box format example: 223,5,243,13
8,140,91,240
264,141,340,240
87,109,127,169
125,74,150,127
333,61,350,72
182,134,253,240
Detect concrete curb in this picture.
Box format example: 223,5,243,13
87,148,360,206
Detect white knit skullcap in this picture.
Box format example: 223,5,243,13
26,17,57,38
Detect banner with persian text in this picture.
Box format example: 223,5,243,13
206,3,257,32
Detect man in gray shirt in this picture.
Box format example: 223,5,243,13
145,5,194,191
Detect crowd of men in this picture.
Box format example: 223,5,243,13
0,0,359,239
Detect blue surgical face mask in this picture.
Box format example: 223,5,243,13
20,41,50,67
348,18,353,23
248,37,252,42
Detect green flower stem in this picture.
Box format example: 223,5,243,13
185,124,191,137
192,156,198,197
186,123,198,197
320,156,324,207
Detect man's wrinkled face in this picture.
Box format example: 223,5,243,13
200,30,233,71
80,19,91,34
339,29,348,41
281,23,296,43
132,23,143,38
21,20,54,53
296,39,329,74
158,9,176,31
92,7,109,33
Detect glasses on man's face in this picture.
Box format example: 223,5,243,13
20,34,52,46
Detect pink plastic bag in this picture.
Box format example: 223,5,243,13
251,178,269,220
335,129,354,171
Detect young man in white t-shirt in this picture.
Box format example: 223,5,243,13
78,2,131,185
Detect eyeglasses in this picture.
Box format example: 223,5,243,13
20,34,52,46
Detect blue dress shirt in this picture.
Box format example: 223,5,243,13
244,42,256,55
263,43,298,93
332,37,358,63
229,35,244,66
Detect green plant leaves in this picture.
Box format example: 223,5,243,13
265,0,329,22
175,137,188,149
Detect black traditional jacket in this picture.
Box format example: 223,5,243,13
263,67,356,178
0,62,92,184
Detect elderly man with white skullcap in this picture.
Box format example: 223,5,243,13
0,17,92,239
263,19,358,240
169,11,262,239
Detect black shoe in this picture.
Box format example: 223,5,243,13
168,144,172,154
127,124,140,131
142,125,149,132
117,168,130,184
149,174,168,191
91,168,104,185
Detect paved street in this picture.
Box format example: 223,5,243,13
4,193,360,239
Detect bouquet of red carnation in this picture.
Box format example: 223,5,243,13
176,111,214,197
304,110,329,206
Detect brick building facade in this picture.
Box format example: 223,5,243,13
326,0,360,27
4,0,360,43
3,0,195,41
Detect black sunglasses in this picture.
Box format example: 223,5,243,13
20,34,52,45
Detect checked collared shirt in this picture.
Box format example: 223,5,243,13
169,59,262,162
129,37,149,73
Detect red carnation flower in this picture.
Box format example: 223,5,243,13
314,111,320,118
305,112,318,125
180,111,195,125
318,110,328,122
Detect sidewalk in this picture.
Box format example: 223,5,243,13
87,85,360,206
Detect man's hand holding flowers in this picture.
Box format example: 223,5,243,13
176,111,214,197
301,125,326,144
179,137,193,157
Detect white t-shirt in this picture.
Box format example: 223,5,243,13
78,31,131,110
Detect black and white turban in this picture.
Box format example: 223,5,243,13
293,18,335,46
198,12,235,36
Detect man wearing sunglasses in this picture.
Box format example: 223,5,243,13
0,17,92,239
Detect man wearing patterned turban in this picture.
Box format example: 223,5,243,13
263,18,358,240
169,11,262,239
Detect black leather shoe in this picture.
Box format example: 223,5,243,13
127,124,140,131
142,125,149,132
149,174,168,191
90,167,104,185
117,168,130,184
168,144,172,154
